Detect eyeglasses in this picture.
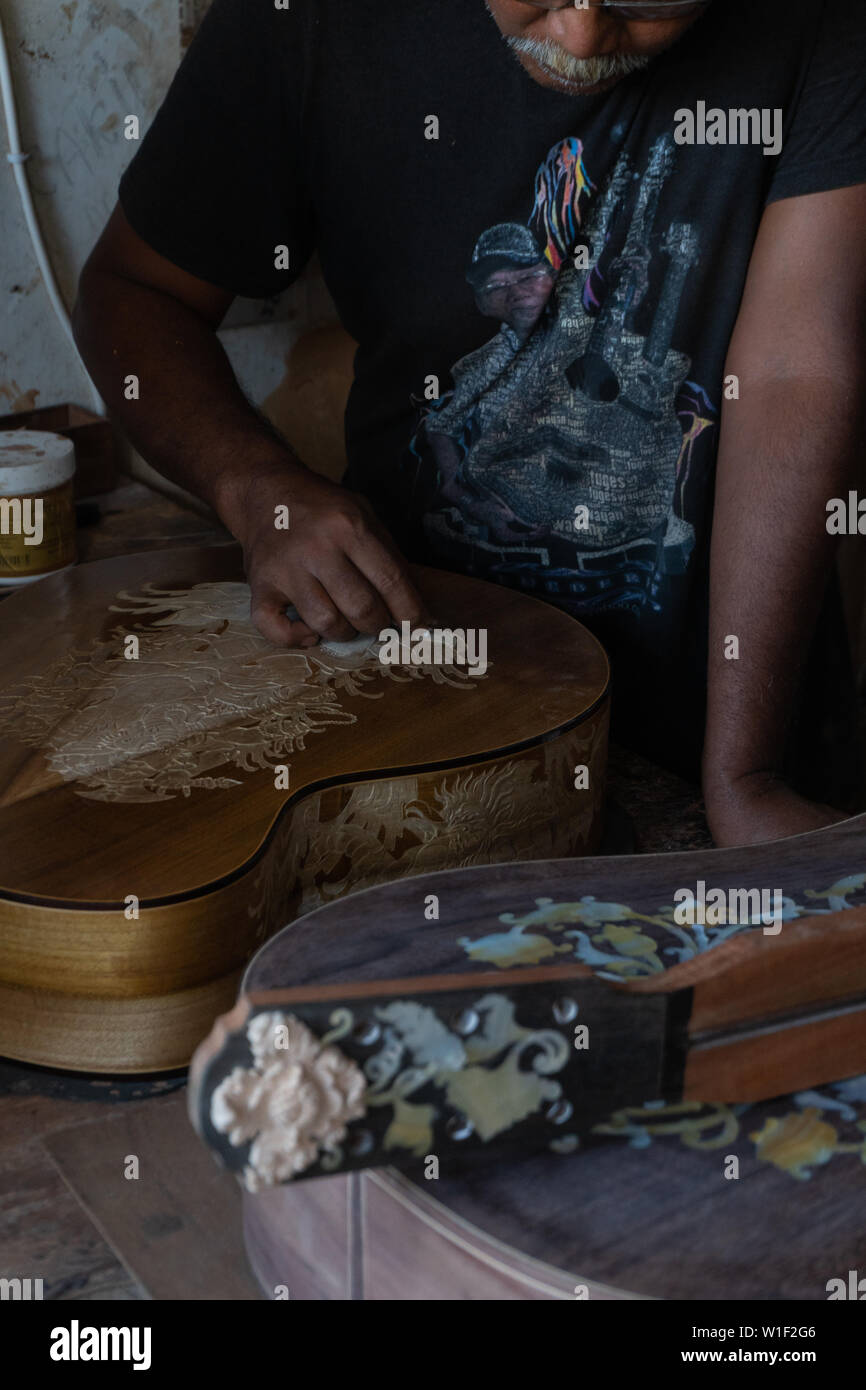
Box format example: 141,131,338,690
481,267,553,294
518,1,711,18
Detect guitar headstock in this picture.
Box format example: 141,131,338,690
189,966,686,1190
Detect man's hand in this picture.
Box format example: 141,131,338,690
220,461,429,647
73,204,427,651
705,771,847,848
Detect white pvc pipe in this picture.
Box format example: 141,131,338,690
0,7,105,416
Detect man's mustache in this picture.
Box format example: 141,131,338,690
506,36,651,85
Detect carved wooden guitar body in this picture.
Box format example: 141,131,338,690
189,814,866,1299
0,546,609,1073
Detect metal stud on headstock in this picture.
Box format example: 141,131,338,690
546,1099,574,1126
446,1115,475,1141
454,1008,480,1036
553,998,579,1025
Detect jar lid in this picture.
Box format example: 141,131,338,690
0,430,76,493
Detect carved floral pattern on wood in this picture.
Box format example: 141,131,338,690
0,581,480,803
593,1079,866,1181
209,1005,866,1188
210,996,571,1189
211,1012,367,1190
245,719,606,943
451,881,866,1180
458,874,866,974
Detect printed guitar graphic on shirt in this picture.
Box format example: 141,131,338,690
560,220,701,574
567,133,677,404
409,133,717,614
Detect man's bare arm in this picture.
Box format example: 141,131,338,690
703,183,866,847
73,205,426,645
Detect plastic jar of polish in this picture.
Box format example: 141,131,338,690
0,430,76,587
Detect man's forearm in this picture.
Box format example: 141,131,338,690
73,269,303,529
703,375,864,838
72,211,428,647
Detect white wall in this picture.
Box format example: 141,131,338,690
0,0,330,451
1,0,177,413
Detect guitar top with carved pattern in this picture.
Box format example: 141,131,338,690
0,545,609,1073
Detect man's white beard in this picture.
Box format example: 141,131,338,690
506,35,651,86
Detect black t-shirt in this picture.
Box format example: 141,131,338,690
118,0,866,790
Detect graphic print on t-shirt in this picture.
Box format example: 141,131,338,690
407,132,718,617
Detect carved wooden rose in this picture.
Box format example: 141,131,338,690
210,1012,367,1189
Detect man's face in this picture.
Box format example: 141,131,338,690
475,262,556,335
486,1,707,96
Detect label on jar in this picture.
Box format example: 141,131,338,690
0,481,76,579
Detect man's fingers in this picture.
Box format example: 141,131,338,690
250,585,320,648
347,528,431,628
287,574,360,643
312,557,395,637
248,496,430,649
